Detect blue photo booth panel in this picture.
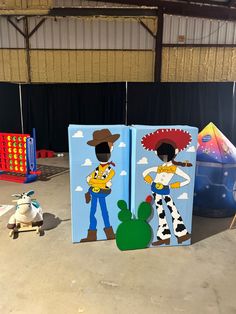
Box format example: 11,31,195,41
68,125,130,243
130,125,198,247
194,163,236,217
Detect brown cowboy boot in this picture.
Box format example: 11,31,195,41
177,233,191,244
104,226,115,240
80,229,97,242
152,238,170,246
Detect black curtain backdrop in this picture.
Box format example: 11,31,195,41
128,82,236,144
0,83,21,133
22,83,126,151
0,82,235,151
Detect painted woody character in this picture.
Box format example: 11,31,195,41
141,129,192,246
80,129,120,243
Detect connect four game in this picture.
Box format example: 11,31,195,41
0,129,39,183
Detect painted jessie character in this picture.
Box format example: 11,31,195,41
141,129,192,246
80,129,120,243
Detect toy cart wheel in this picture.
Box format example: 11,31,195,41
9,230,14,237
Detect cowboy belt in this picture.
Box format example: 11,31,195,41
92,187,111,194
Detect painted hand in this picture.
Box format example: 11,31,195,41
170,182,181,189
144,174,153,184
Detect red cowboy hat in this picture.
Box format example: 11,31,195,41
141,128,192,152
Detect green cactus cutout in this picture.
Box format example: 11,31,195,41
116,200,152,251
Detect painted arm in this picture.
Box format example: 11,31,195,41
87,170,95,185
170,167,191,188
89,169,115,185
142,167,158,184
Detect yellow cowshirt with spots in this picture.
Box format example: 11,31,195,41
88,164,115,189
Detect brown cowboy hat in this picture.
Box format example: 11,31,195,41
87,129,120,146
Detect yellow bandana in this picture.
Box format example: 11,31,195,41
157,165,177,174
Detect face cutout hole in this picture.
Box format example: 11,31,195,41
95,142,111,162
156,143,176,162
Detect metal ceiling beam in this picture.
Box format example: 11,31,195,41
182,0,231,6
7,17,25,37
139,19,156,38
48,7,157,17
94,0,230,6
155,7,163,82
92,0,236,21
23,17,31,83
1,2,236,21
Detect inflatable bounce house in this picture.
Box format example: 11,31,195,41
194,122,236,217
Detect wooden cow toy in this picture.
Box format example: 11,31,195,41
7,190,43,238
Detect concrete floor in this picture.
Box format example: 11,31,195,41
0,155,236,314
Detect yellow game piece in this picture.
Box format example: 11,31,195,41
14,154,17,159
7,136,11,140
14,160,18,165
8,148,12,153
8,142,12,147
15,166,18,171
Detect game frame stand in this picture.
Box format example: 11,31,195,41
0,129,40,183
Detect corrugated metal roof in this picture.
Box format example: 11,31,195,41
0,17,25,48
29,17,155,50
163,15,236,45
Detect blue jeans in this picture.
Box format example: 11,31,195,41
151,182,170,195
89,188,111,230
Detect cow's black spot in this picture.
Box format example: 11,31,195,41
176,224,186,232
178,217,183,222
162,229,171,235
156,199,162,206
167,205,173,212
163,224,167,227
159,211,165,219
152,192,156,199
164,196,171,203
